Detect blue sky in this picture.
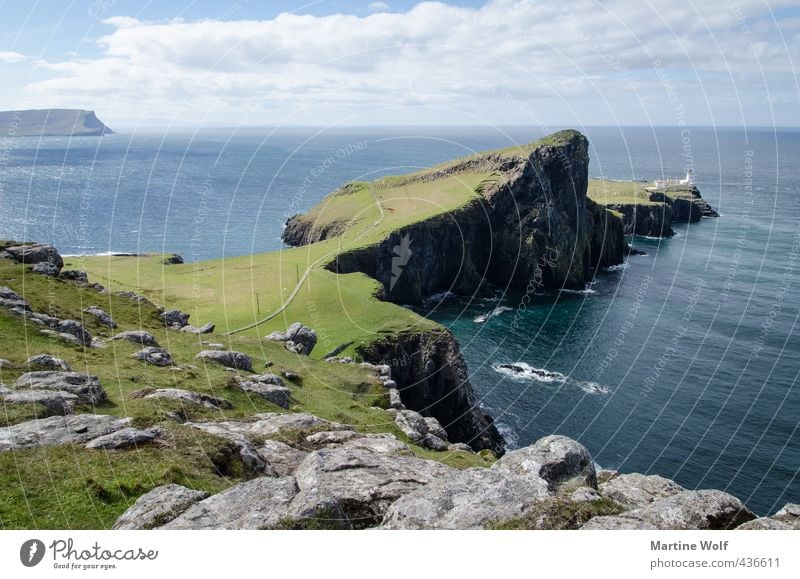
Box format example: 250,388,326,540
0,0,797,127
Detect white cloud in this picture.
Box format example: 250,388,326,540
16,0,800,126
368,2,390,12
0,51,26,62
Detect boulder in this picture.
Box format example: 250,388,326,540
112,330,159,347
266,322,317,355
393,409,449,450
0,286,31,311
85,427,160,449
55,320,92,346
493,435,597,490
39,329,82,346
5,243,63,270
26,354,72,371
388,388,403,409
160,477,299,530
32,261,60,277
238,381,291,409
163,254,184,265
736,518,793,530
143,388,231,409
83,306,117,328
180,322,215,334
160,309,190,329
0,414,131,451
189,413,352,440
382,467,551,529
131,347,173,367
1,390,77,416
116,291,155,307
60,270,89,284
448,442,474,453
290,447,454,528
599,473,685,509
340,434,414,456
113,484,210,530
256,440,308,477
15,371,107,405
581,490,756,530
194,350,252,371
305,430,363,445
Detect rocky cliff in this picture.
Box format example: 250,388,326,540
605,202,674,237
0,109,114,137
284,131,628,455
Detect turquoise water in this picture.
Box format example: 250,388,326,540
1,126,797,515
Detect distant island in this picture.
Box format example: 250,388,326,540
0,109,114,137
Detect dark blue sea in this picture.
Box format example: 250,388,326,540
1,126,798,515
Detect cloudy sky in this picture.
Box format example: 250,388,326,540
0,0,797,127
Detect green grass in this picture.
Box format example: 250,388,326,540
486,497,625,530
0,257,490,528
587,179,659,206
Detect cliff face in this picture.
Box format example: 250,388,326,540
0,109,114,137
314,131,627,305
605,202,674,237
650,187,719,222
284,131,628,454
358,329,504,455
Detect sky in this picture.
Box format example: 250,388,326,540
0,0,798,127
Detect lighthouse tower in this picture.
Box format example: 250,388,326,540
684,169,695,185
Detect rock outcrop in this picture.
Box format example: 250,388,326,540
14,371,107,405
0,415,131,451
112,330,159,347
359,330,503,455
605,202,674,237
195,350,253,371
265,322,318,355
112,484,209,530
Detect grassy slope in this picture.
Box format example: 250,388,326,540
0,258,489,529
587,179,659,206
79,171,495,358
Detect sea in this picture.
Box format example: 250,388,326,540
1,125,798,516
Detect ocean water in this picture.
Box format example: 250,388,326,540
1,126,798,515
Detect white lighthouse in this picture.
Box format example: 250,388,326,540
683,169,694,185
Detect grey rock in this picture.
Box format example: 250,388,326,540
245,373,286,386
0,384,10,395
285,323,317,355
143,388,231,409
163,254,184,265
599,473,685,509
15,371,107,405
26,354,72,371
388,388,404,409
39,329,82,346
581,490,756,530
265,331,288,341
256,440,308,477
281,370,299,380
0,286,31,311
194,413,353,440
60,270,89,284
1,390,77,416
339,434,414,456
160,477,298,530
382,379,398,389
181,322,214,334
291,446,454,528
131,347,173,367
32,261,60,277
238,381,291,409
0,414,131,451
305,430,363,445
116,291,155,307
382,467,551,529
736,518,793,530
0,358,13,369
5,243,63,270
570,487,602,503
394,409,449,450
85,427,160,449
28,312,59,326
493,434,597,490
113,484,210,530
160,308,190,329
83,306,117,328
112,330,159,347
55,320,92,346
194,350,252,371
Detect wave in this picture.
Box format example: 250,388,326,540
602,262,628,272
473,305,513,323
494,362,567,383
558,287,596,295
423,291,456,305
494,362,610,395
495,421,520,450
